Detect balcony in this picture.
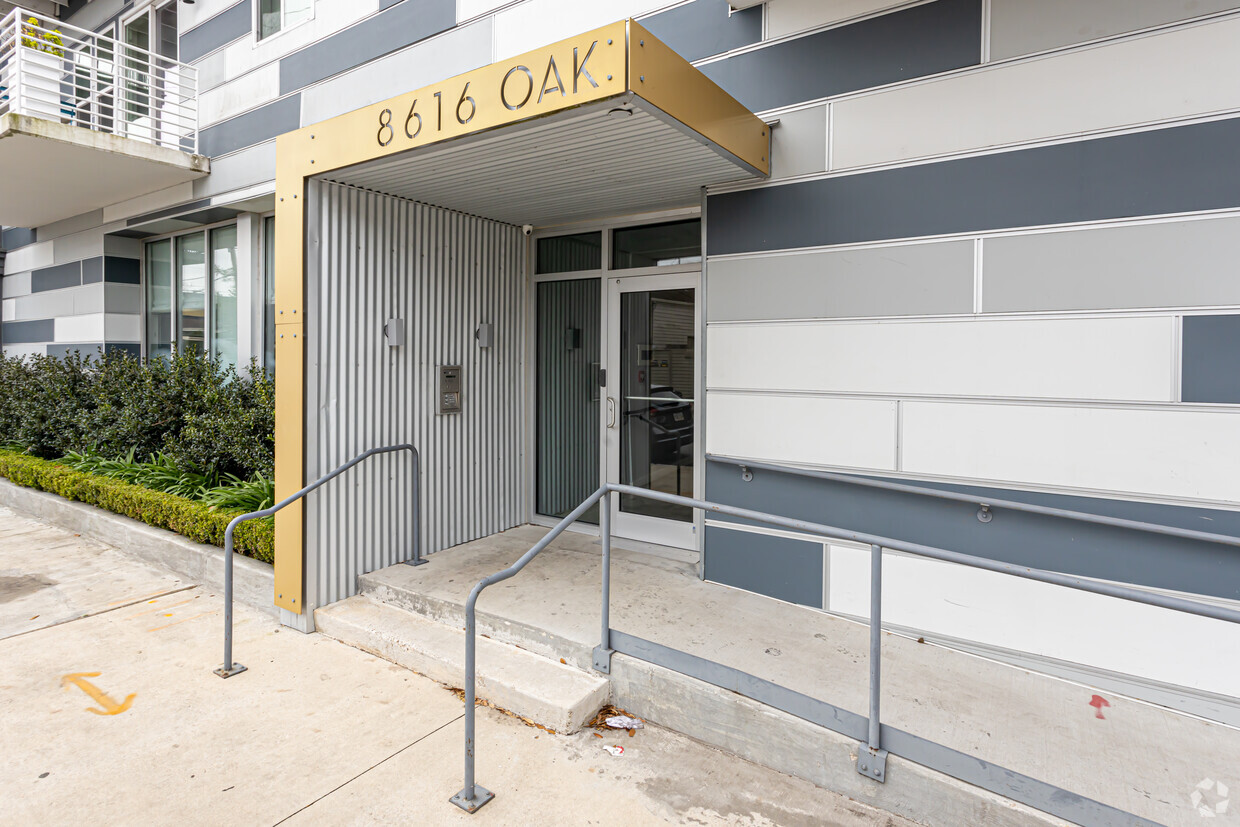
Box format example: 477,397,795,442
0,8,208,227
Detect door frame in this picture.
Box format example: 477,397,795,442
604,269,702,549
524,208,703,552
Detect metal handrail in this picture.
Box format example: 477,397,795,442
215,444,423,679
451,482,1240,815
707,453,1240,549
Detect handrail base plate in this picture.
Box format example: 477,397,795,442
856,747,888,783
213,663,248,679
450,786,494,813
403,558,429,567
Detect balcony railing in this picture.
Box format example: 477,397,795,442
0,8,198,153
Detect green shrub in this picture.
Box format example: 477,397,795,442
200,474,276,513
0,350,274,480
0,449,273,563
62,449,216,498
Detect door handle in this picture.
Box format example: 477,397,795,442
607,397,616,428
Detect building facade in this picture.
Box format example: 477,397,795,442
3,0,1240,721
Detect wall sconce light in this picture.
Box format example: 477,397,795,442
476,323,493,348
384,319,404,347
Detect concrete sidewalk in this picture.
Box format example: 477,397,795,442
0,505,912,826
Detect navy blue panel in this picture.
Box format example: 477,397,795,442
704,525,824,608
198,94,300,157
1,227,36,250
105,343,141,357
278,0,455,96
705,461,1240,601
700,0,981,112
31,262,82,292
180,0,252,63
1183,315,1240,404
641,0,762,62
708,116,1240,255
81,256,104,284
104,256,141,285
2,319,55,344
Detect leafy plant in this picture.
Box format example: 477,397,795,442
20,16,65,57
200,473,275,513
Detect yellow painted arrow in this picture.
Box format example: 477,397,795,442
61,672,135,716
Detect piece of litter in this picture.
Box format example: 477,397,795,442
593,732,603,738
605,715,644,730
602,745,624,756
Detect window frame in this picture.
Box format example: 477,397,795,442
140,218,241,363
255,0,316,43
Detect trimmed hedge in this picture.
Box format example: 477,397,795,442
0,449,274,563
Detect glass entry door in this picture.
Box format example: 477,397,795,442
605,272,699,548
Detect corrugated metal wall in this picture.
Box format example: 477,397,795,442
304,180,526,610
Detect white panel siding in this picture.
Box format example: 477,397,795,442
708,317,1176,402
831,17,1240,169
53,312,105,342
901,402,1240,502
104,313,142,342
765,0,908,41
706,392,898,470
304,181,526,610
493,0,669,60
199,62,281,128
3,242,53,274
828,544,1240,696
1,299,14,322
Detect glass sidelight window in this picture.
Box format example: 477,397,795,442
144,224,240,366
612,219,701,269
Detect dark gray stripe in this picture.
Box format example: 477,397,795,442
31,262,82,293
105,343,141,357
1,227,35,250
1182,314,1240,404
277,0,455,96
180,0,252,64
699,0,981,112
104,256,141,285
127,197,211,227
81,257,104,284
703,525,823,608
610,630,1155,827
704,460,1240,600
708,116,1240,255
199,94,300,158
640,0,762,63
47,343,104,358
1,319,54,344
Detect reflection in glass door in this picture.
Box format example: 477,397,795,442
606,273,699,548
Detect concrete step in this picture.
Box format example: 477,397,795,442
314,595,609,734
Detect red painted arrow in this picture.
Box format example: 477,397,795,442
1089,695,1110,719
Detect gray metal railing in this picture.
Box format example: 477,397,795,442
451,481,1240,820
215,444,423,679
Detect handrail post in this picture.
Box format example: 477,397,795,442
592,489,614,674
213,518,248,678
405,446,427,565
858,542,888,781
450,586,494,813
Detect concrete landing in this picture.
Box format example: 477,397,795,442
354,524,1240,827
315,594,609,733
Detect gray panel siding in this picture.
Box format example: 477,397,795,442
708,116,1240,255
1,319,55,344
700,0,981,112
47,343,103,357
1,228,35,249
769,105,827,180
81,257,104,284
708,240,973,321
990,0,1240,61
984,218,1240,313
180,0,252,64
103,256,141,284
278,0,455,96
640,0,762,63
31,262,82,293
1182,315,1240,404
105,343,141,357
704,525,824,609
198,95,301,157
704,461,1240,601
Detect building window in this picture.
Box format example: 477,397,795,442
536,231,602,274
144,224,240,366
258,0,314,40
611,219,701,270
